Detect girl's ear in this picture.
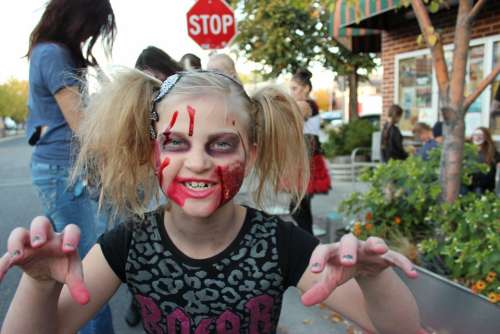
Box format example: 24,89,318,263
244,143,257,176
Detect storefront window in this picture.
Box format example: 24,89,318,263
490,41,500,136
444,45,485,135
397,54,433,132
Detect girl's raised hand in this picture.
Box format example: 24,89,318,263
301,233,418,306
0,216,90,305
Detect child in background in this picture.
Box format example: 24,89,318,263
136,46,182,82
412,122,438,161
180,53,202,70
0,70,420,334
206,53,241,83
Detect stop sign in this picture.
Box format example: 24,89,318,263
187,0,237,49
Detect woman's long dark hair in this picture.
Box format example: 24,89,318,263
135,46,182,78
382,104,404,146
27,0,116,68
476,127,496,165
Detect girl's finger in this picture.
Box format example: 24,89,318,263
65,252,90,305
301,266,340,306
61,224,81,253
339,233,359,266
383,251,418,279
7,227,31,263
0,252,12,281
363,236,389,255
308,244,338,273
30,216,55,248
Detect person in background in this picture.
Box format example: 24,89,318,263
206,53,241,83
381,104,408,162
135,46,182,82
469,127,500,194
180,53,202,70
118,45,183,328
24,0,116,333
289,68,331,235
432,121,444,144
412,122,438,161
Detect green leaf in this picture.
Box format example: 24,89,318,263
429,1,440,14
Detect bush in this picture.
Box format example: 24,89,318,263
339,144,499,302
420,192,500,302
322,119,375,159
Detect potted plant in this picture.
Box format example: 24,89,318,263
338,144,499,330
322,119,375,181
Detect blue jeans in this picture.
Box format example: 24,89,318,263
31,161,114,334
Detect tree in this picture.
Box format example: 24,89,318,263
409,0,500,202
0,79,29,123
229,0,376,119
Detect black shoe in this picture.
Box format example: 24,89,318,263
125,301,141,327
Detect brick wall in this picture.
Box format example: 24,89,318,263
381,1,500,124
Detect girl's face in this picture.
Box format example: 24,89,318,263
472,130,485,146
153,95,253,218
289,80,308,101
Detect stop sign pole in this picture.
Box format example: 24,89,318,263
187,0,237,49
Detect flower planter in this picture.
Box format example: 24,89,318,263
396,266,499,334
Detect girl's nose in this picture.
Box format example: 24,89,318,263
184,148,212,173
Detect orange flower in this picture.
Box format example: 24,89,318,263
470,286,479,294
394,216,401,225
365,223,374,232
487,292,498,303
474,280,486,291
353,222,362,236
365,212,373,222
486,272,496,283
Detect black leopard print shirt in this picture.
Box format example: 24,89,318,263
98,207,318,334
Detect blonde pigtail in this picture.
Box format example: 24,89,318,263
251,87,309,211
73,68,161,218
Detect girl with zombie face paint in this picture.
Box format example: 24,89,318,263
1,71,421,334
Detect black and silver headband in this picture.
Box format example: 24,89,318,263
149,70,246,140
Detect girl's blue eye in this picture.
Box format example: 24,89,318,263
206,135,240,155
212,141,232,150
160,135,189,152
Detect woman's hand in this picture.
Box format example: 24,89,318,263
0,216,90,305
301,233,417,306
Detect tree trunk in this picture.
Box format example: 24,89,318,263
440,101,466,202
348,70,358,121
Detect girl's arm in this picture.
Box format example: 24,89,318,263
1,220,121,334
298,268,419,333
297,235,420,334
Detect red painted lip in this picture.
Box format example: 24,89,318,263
172,178,219,199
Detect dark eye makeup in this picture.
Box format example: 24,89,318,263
158,132,240,155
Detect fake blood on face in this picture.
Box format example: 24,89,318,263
216,162,245,207
165,161,245,210
155,111,179,186
187,105,195,136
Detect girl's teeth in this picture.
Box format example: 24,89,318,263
185,182,211,189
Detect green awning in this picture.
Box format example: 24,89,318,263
330,0,402,53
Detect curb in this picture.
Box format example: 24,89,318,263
0,132,25,144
